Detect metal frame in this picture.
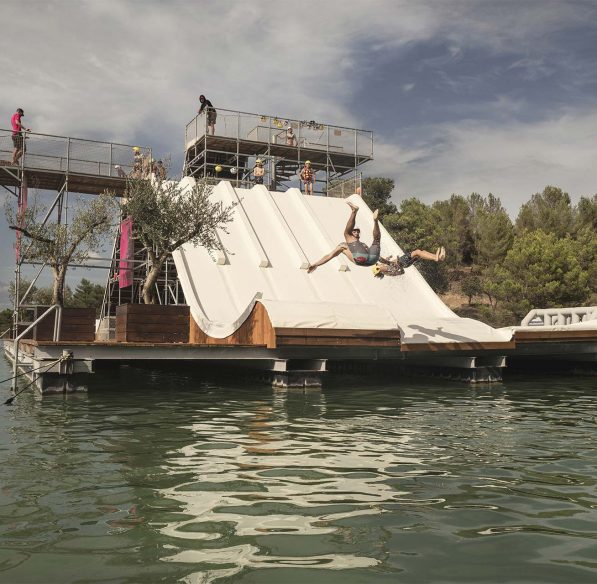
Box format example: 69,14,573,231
1,129,150,348
183,108,373,195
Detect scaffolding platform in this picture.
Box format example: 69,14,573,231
0,130,150,196
184,109,373,194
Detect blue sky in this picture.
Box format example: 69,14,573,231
1,0,596,305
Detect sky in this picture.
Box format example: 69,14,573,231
1,0,596,305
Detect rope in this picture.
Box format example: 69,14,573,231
4,356,65,406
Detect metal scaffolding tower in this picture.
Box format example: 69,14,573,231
183,108,373,195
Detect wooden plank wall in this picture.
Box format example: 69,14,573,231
23,308,96,342
116,304,190,343
189,302,400,348
275,327,401,347
189,302,276,348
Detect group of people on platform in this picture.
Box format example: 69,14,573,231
128,147,166,180
251,159,315,194
307,199,446,279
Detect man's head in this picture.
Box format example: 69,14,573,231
199,95,205,102
256,159,263,165
305,160,311,166
352,227,360,239
17,108,24,115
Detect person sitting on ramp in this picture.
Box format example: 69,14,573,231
372,246,446,278
307,201,381,273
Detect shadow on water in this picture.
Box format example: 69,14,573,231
1,357,597,583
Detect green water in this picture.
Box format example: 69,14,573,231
1,359,596,584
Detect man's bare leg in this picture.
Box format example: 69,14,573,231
372,209,380,241
344,201,359,241
411,246,446,262
307,244,350,273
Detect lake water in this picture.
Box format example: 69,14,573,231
1,357,596,583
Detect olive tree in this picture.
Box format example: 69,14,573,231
8,191,119,306
121,178,235,304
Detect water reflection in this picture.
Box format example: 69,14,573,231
2,359,597,584
159,388,423,581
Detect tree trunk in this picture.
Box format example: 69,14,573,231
142,260,165,304
52,265,67,306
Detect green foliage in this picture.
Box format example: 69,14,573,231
0,308,12,336
487,230,590,318
122,178,235,303
461,274,482,305
9,278,72,306
71,278,105,316
6,191,118,306
384,198,441,253
417,261,450,294
515,186,574,238
361,177,397,219
432,194,474,265
574,194,597,234
469,193,514,267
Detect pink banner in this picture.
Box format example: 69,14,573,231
119,216,133,288
15,178,28,261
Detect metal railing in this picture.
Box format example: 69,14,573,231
11,304,61,391
326,174,363,198
0,129,150,178
185,108,373,159
521,306,597,326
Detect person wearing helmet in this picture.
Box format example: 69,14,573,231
307,201,382,273
131,147,143,178
252,159,265,185
300,161,315,195
286,125,297,146
372,247,446,278
198,95,217,136
11,108,30,165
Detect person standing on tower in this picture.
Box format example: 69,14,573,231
11,108,30,165
300,161,315,195
252,159,265,185
198,95,217,136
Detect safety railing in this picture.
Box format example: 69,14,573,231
521,306,597,326
185,108,373,159
326,174,363,198
11,304,61,391
0,129,150,178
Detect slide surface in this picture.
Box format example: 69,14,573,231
172,179,513,344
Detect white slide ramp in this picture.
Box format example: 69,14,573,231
172,179,512,344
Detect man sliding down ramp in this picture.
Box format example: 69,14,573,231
307,201,381,273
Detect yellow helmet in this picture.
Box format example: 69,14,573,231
132,146,140,152
256,159,263,164
215,165,222,173
372,264,382,277
305,160,311,165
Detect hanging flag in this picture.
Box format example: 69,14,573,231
119,216,134,288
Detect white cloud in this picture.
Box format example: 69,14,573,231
371,107,597,214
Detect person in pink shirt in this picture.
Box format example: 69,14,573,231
11,108,30,165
